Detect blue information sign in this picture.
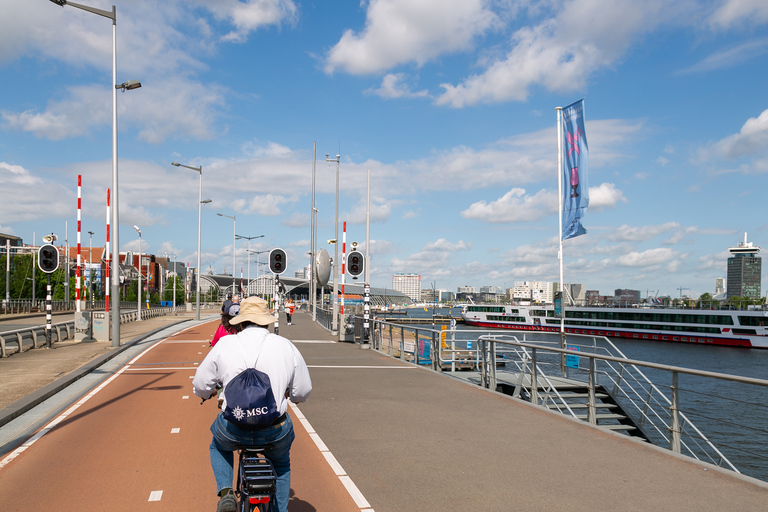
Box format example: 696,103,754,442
565,345,580,369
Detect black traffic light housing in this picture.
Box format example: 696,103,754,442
269,248,287,274
38,244,59,273
347,250,364,277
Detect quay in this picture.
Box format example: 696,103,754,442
1,311,768,511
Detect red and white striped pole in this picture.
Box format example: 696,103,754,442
341,221,346,315
76,175,82,312
105,189,110,313
240,267,243,296
186,262,190,305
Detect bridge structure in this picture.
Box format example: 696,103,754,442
199,273,413,307
1,310,768,510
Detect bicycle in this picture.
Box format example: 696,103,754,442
201,395,278,512
236,445,277,512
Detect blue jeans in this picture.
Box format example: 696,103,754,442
209,412,295,512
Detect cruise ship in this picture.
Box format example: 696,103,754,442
461,304,768,348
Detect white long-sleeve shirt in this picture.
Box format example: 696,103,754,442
192,326,312,414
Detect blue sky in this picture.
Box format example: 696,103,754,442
2,0,768,299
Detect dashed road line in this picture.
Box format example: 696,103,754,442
148,490,163,501
289,402,374,512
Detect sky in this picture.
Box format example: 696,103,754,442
2,0,768,300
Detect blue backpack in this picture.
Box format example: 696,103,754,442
223,337,281,429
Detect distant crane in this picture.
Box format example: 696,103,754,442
678,286,690,299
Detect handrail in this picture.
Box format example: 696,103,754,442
0,306,178,357
365,318,768,476
476,335,757,473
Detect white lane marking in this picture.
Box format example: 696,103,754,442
148,490,163,501
182,396,189,400
0,323,207,472
171,428,180,434
289,402,373,512
309,433,328,452
339,476,372,509
0,364,129,470
307,365,414,369
322,451,346,476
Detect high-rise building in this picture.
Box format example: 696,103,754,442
726,233,761,300
513,281,553,304
392,273,421,302
715,277,725,296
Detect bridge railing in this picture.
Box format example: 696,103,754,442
0,306,177,357
366,318,768,481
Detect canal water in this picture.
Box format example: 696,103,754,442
383,307,768,482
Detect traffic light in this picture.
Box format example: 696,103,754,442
38,244,59,273
269,248,286,274
347,251,364,277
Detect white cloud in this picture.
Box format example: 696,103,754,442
196,0,298,43
678,38,768,74
607,222,682,242
589,182,627,209
435,0,678,107
365,73,431,99
461,188,557,223
324,0,499,75
614,247,679,267
461,182,624,223
709,0,768,28
714,108,768,159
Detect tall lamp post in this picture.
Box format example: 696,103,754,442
217,213,236,296
325,153,340,334
237,235,264,297
171,161,210,320
248,249,269,297
133,225,141,321
49,0,142,347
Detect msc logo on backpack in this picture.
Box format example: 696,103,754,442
223,367,280,429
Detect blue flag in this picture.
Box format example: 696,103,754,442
561,99,589,240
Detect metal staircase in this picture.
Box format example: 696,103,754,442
476,333,738,472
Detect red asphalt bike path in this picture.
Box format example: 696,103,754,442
0,320,361,512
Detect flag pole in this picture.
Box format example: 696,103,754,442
556,106,566,372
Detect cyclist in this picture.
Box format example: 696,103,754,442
193,296,312,512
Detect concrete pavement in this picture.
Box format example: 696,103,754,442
2,309,768,511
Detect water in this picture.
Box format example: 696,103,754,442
382,307,768,482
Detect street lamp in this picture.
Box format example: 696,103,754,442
217,212,236,296
237,235,264,297
172,161,207,320
133,225,141,321
326,153,340,334
248,249,269,296
49,0,142,347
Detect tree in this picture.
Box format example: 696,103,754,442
162,275,186,306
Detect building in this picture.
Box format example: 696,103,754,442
513,281,553,304
392,273,421,302
569,283,586,304
0,233,23,249
715,277,725,296
726,233,762,300
614,289,641,304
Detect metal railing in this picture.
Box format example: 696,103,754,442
366,318,768,478
0,306,176,357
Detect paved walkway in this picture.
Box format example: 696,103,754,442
2,310,768,511
0,311,202,420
